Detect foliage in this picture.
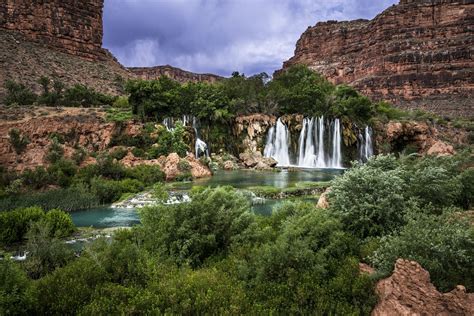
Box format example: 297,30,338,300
125,164,165,186
23,221,75,279
4,80,37,106
370,210,474,292
8,129,30,155
0,259,33,315
90,177,144,204
45,137,64,164
140,186,257,267
106,108,134,122
72,146,88,165
0,207,75,246
329,156,409,238
44,209,75,237
0,186,99,212
63,84,116,107
151,122,188,158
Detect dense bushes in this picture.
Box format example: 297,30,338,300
0,207,75,246
4,80,37,106
0,155,165,211
329,154,473,239
369,210,474,292
3,78,116,107
126,65,379,124
140,186,257,267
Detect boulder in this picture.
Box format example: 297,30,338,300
426,140,455,157
186,153,212,179
317,188,330,209
373,259,474,316
163,153,181,181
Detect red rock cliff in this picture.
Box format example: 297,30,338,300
0,0,108,61
281,0,474,117
128,65,223,83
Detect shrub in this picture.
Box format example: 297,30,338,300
140,187,257,267
0,206,44,245
0,258,33,315
4,80,37,106
459,168,474,209
8,129,30,154
110,147,128,161
47,159,77,187
21,167,50,189
72,146,88,165
113,96,129,108
23,221,75,279
370,210,474,292
63,84,115,107
329,156,409,238
45,138,64,164
44,209,75,237
178,159,191,172
0,207,75,246
125,164,165,185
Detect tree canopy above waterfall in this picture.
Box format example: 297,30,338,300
126,65,385,124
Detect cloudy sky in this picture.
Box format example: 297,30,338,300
103,0,397,77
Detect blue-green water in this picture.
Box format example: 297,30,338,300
71,169,342,228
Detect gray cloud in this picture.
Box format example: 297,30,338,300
103,0,397,76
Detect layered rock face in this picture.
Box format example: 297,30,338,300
373,259,474,315
129,65,223,83
0,0,107,61
281,0,474,117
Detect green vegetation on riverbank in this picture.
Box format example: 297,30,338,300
0,154,165,211
1,153,472,315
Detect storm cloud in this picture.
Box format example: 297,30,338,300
103,0,397,76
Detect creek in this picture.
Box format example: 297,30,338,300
71,168,343,228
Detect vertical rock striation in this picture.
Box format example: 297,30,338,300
281,0,474,117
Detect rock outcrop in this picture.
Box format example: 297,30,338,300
0,1,222,100
376,120,456,156
0,0,107,61
0,108,119,172
373,259,474,315
280,0,474,117
234,114,276,154
129,65,223,84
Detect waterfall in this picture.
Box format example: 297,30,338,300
192,117,209,159
264,116,343,168
359,126,373,161
162,115,209,159
330,118,342,168
298,118,316,167
316,116,326,168
264,118,290,166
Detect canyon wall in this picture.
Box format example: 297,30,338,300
281,0,474,117
0,0,107,61
129,65,223,83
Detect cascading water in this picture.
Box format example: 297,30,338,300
264,118,290,166
264,116,343,168
330,119,342,168
358,126,373,162
192,117,209,159
162,115,209,159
